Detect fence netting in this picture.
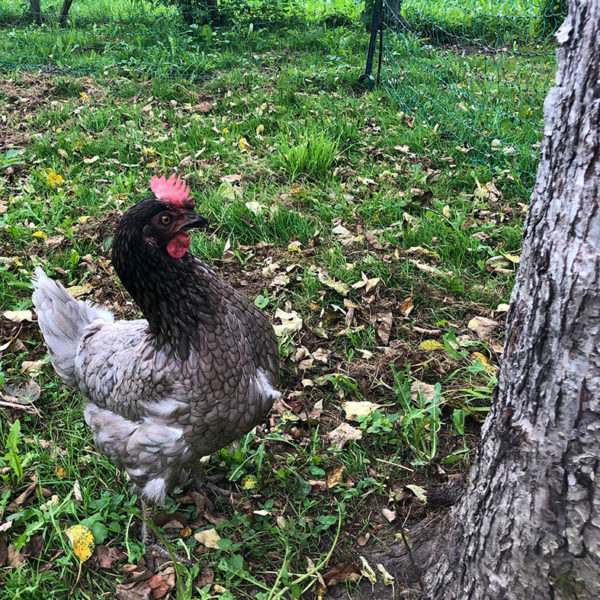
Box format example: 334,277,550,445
370,0,561,185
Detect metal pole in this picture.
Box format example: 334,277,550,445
358,0,383,91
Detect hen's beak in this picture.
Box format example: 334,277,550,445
182,211,208,230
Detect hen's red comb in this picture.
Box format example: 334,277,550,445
150,174,194,209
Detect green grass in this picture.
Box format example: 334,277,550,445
0,3,539,599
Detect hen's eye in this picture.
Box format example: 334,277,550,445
160,214,172,226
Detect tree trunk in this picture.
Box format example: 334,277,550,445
29,0,41,24
58,0,74,26
424,1,600,598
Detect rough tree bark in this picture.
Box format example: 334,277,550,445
423,0,600,598
58,0,74,26
29,0,42,24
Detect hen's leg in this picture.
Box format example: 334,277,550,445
141,500,193,571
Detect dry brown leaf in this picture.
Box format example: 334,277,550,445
411,380,439,403
381,508,396,523
322,561,361,586
21,361,45,376
343,401,381,422
115,581,153,600
375,312,393,345
365,230,385,250
311,348,330,364
328,423,362,449
197,566,215,588
399,297,414,316
194,528,221,549
468,316,499,339
405,484,428,502
147,573,172,600
3,310,33,322
8,545,26,568
91,545,128,569
326,464,345,488
308,479,328,492
3,380,41,405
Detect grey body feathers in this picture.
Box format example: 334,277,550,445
32,258,280,504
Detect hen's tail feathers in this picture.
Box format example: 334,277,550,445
32,267,114,385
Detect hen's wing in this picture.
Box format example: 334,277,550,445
75,319,192,503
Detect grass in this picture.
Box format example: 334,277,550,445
0,2,544,599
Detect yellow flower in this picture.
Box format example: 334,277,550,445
80,92,88,99
142,146,156,156
46,171,65,188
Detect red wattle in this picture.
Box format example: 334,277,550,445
166,233,191,259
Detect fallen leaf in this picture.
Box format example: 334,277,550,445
147,573,172,599
381,508,396,523
194,528,221,549
405,484,428,502
221,173,242,183
328,423,362,449
318,271,350,296
308,479,328,492
467,316,499,339
311,348,330,364
2,380,41,405
326,464,345,488
245,201,263,215
83,155,99,164
322,561,361,586
343,401,381,422
332,223,350,236
376,312,393,345
365,230,385,250
116,581,153,600
65,524,95,562
377,563,395,585
92,545,127,569
11,481,37,507
8,545,26,568
411,380,439,403
3,310,33,322
406,246,439,259
496,303,510,313
21,361,45,376
399,297,414,316
419,339,445,351
359,556,377,584
197,566,215,588
66,283,93,298
485,255,512,270
273,309,303,337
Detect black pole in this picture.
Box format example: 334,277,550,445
358,0,383,91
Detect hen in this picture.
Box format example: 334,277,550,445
32,174,280,524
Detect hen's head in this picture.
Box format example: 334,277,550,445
116,174,207,261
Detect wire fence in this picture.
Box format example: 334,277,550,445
1,1,560,186
364,0,562,186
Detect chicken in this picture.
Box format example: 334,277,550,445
32,174,280,511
